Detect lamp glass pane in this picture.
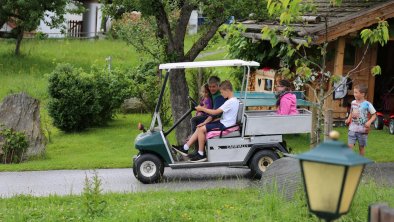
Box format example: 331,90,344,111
302,161,345,213
339,165,363,213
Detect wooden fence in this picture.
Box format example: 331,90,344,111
67,20,83,38
369,203,394,222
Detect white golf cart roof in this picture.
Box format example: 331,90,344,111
159,59,260,70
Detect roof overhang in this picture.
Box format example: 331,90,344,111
241,0,394,45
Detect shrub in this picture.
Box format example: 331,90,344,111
48,64,132,132
128,62,160,112
128,62,172,125
0,127,29,164
35,31,48,40
91,67,133,124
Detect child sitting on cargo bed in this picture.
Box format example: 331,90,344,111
275,79,299,115
172,80,239,162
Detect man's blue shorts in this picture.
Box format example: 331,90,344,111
206,121,225,132
348,131,368,147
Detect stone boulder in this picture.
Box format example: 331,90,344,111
261,157,303,200
0,93,46,157
120,97,145,113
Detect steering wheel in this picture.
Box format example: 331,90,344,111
188,96,198,110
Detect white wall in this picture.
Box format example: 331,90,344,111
37,2,104,38
3,2,106,38
0,23,12,32
37,3,83,38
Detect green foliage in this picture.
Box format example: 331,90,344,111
187,68,213,103
47,63,132,132
128,62,172,125
105,0,271,61
34,32,48,40
101,0,138,20
371,65,382,76
223,24,280,64
0,127,29,164
83,172,107,218
0,0,82,54
112,12,164,61
128,62,159,112
360,20,389,46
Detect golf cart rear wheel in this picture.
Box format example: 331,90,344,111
374,115,384,130
133,153,164,184
249,150,278,179
389,119,394,135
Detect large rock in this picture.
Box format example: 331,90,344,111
0,93,46,157
120,97,145,113
261,157,303,200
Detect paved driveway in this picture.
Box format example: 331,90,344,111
0,167,256,198
0,163,392,198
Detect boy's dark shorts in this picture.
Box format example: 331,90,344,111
348,131,368,147
206,121,225,132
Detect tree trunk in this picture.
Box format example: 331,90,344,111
168,69,191,144
15,30,23,56
310,105,318,148
324,109,333,141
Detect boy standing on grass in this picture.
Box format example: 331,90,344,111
345,84,376,156
172,80,239,162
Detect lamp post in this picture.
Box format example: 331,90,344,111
296,131,373,222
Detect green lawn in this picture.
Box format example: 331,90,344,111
0,39,141,101
0,182,392,221
284,127,394,162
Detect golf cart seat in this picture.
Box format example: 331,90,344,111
207,100,243,139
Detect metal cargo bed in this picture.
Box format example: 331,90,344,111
243,109,312,136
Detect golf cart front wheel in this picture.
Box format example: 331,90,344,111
133,153,164,184
389,119,394,135
249,150,278,180
374,115,384,130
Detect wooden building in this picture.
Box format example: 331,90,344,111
242,0,394,120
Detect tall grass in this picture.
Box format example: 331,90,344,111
0,181,392,221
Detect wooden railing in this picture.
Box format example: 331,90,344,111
369,203,394,222
67,20,83,38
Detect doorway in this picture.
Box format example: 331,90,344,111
374,41,394,113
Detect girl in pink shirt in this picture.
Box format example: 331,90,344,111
275,79,299,115
196,84,213,116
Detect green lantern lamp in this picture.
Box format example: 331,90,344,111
296,131,373,222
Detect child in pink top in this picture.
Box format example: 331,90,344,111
275,79,299,115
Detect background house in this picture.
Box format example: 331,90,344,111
242,0,394,121
0,0,106,38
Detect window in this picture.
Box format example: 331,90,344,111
344,43,356,66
